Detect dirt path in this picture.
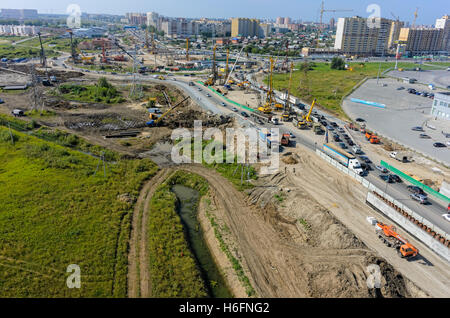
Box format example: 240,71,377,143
127,168,173,298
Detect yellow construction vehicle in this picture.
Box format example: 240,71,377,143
204,45,217,87
146,96,190,127
257,57,276,114
158,75,166,80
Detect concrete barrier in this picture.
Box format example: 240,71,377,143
367,192,450,262
315,148,450,262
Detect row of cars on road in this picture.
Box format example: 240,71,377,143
406,88,435,99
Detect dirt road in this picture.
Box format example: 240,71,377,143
283,147,449,297
127,168,173,298
181,164,418,297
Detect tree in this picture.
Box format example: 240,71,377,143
330,57,345,70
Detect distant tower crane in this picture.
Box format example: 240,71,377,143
319,0,353,29
186,38,189,61
412,7,419,27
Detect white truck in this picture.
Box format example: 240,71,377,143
323,143,364,175
390,151,409,163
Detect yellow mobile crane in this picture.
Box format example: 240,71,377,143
282,62,294,122
258,57,276,114
204,45,217,86
297,98,317,128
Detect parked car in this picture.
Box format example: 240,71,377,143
410,193,428,204
241,111,249,117
396,86,405,90
407,185,426,196
442,214,450,222
337,127,345,133
347,140,354,146
231,107,238,112
360,163,373,171
355,118,365,122
352,145,362,154
330,122,338,127
338,142,347,149
375,165,388,173
206,93,211,97
411,126,424,131
326,125,335,131
221,102,226,107
433,142,446,148
0,98,4,104
419,133,431,139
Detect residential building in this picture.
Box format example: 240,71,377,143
161,19,199,38
196,20,231,37
126,13,147,26
146,12,160,30
231,18,261,37
0,24,39,36
387,20,405,51
0,9,38,20
398,27,444,55
334,16,395,56
431,92,450,120
435,15,450,52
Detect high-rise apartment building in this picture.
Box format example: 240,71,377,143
398,27,444,55
161,19,199,38
146,12,160,30
435,15,450,52
231,18,260,37
334,16,395,56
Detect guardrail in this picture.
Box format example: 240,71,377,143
315,148,450,262
381,160,450,204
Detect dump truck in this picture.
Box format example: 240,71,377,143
281,134,290,146
365,131,380,144
375,222,419,258
322,143,364,175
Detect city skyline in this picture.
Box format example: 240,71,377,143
0,0,448,25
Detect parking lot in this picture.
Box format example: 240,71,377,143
342,77,450,166
389,69,450,89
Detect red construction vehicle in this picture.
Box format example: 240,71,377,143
376,222,419,258
365,131,380,144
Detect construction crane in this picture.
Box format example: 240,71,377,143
376,222,419,258
258,57,276,114
412,7,419,27
186,38,189,61
37,32,46,68
67,29,79,63
282,62,294,121
204,45,217,86
319,0,353,30
146,96,190,126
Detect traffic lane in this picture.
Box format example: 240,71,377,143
367,173,450,234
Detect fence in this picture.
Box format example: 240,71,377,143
381,160,450,204
316,148,450,262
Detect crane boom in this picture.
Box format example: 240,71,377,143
154,96,190,124
305,98,317,122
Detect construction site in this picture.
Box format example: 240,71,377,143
0,7,449,302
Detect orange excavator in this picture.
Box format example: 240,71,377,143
376,222,419,258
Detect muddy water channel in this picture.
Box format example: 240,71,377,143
171,184,232,298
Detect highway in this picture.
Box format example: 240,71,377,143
48,58,450,236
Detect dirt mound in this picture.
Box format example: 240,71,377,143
281,152,300,165
162,107,233,129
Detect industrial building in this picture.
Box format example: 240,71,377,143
431,92,450,120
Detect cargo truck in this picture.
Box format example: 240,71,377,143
323,143,364,175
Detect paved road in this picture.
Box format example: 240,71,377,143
48,61,450,236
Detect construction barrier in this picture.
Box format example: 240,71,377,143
316,148,450,262
196,81,255,113
367,192,450,262
380,160,450,204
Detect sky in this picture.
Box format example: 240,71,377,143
0,0,448,25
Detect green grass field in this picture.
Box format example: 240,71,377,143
269,61,441,117
0,125,158,297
